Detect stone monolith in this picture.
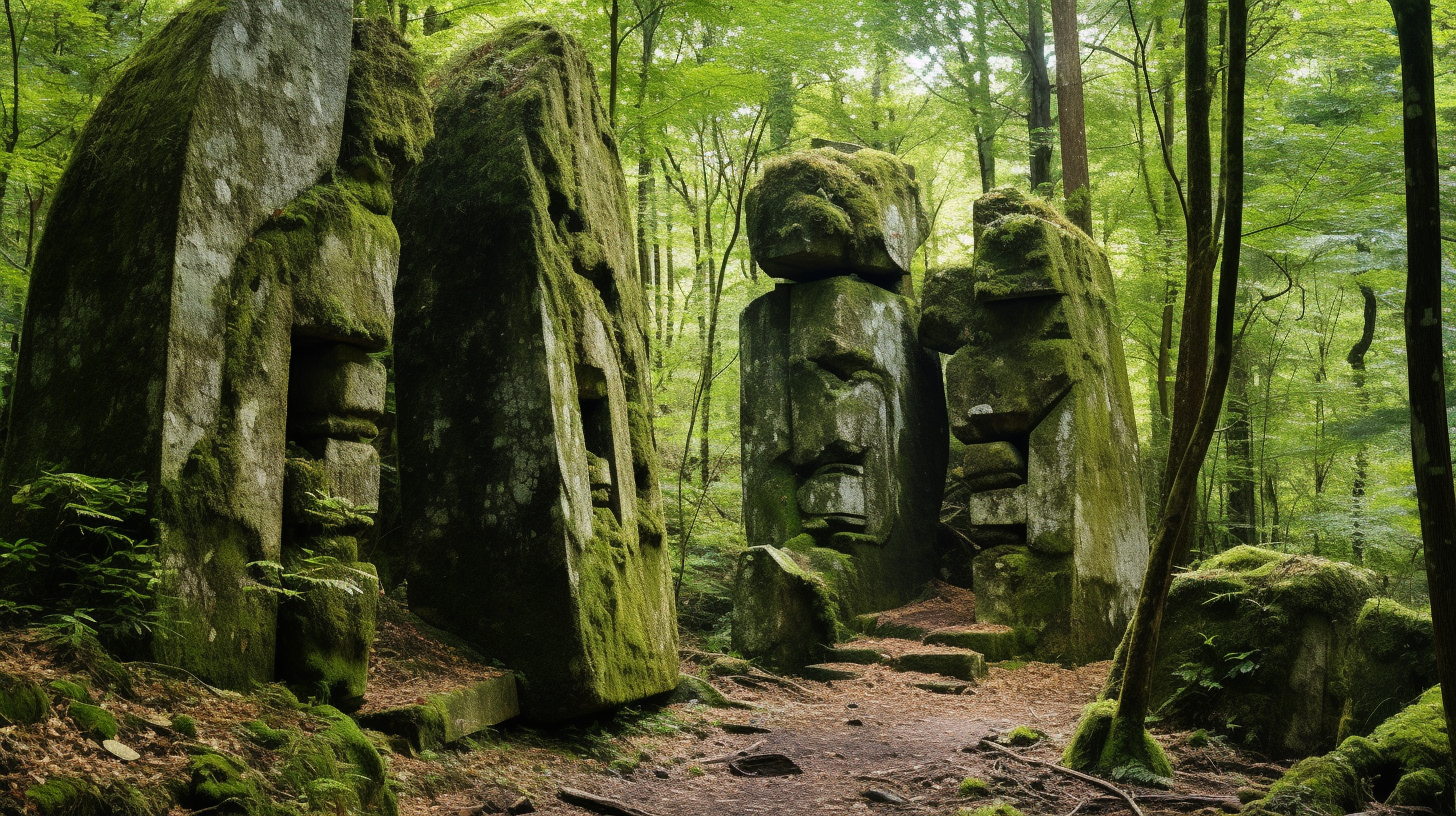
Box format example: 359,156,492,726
920,188,1148,662
394,22,677,721
0,4,430,700
733,146,948,669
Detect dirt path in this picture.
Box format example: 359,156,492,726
397,659,1276,816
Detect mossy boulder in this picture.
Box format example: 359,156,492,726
972,545,1073,659
1243,686,1452,816
395,21,677,721
1342,598,1437,739
892,651,987,681
0,0,357,689
730,545,838,670
276,705,398,816
0,671,49,725
357,674,520,755
67,702,119,741
922,188,1147,664
1151,546,1377,756
745,145,926,284
25,777,167,816
180,748,260,813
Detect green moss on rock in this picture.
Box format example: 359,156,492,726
745,146,926,281
1244,686,1452,816
277,705,397,816
25,777,166,816
730,545,838,670
0,671,49,725
1343,598,1437,738
68,702,119,741
1151,546,1376,756
181,748,260,813
893,651,987,681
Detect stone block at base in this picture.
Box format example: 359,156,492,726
357,674,518,755
892,651,987,681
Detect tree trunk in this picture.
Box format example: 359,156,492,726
1050,0,1091,232
974,0,997,190
607,0,621,125
1075,0,1246,776
1388,0,1456,766
1225,349,1256,546
1166,0,1218,567
1024,0,1054,194
1348,284,1375,563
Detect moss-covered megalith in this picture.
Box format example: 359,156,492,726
1243,686,1452,816
745,145,927,287
920,188,1148,663
734,145,948,667
0,0,355,688
394,22,677,720
1148,545,1378,756
0,5,430,702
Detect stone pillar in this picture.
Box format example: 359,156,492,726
732,145,948,669
0,7,429,697
920,188,1149,662
394,22,677,721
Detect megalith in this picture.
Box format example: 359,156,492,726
733,146,948,669
394,22,677,721
920,188,1148,663
0,1,430,700
1150,546,1377,756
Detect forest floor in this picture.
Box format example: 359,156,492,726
396,654,1288,816
0,600,1294,816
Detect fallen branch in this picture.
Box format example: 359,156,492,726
747,669,815,696
702,739,766,763
1077,794,1241,811
125,661,239,699
975,738,1145,816
557,787,660,816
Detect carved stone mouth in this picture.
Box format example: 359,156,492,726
798,464,868,529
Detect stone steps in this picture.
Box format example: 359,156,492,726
356,673,519,755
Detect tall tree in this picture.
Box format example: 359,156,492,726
1023,0,1054,193
1065,0,1247,778
1049,0,1091,232
1388,0,1456,766
1347,283,1376,563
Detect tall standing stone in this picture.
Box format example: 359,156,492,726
0,0,352,688
920,188,1148,662
0,3,430,700
733,146,948,669
394,22,677,720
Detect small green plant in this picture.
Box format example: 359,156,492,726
246,551,375,600
959,776,991,797
1000,726,1046,746
957,802,1024,816
0,472,161,643
1161,633,1260,726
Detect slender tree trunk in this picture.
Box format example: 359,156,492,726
1024,0,1054,194
1166,0,1218,566
1225,349,1256,546
1348,284,1375,563
974,0,997,190
1388,0,1456,765
607,0,621,125
1081,0,1246,775
1050,0,1091,232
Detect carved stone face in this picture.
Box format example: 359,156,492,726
785,277,903,544
741,274,946,584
